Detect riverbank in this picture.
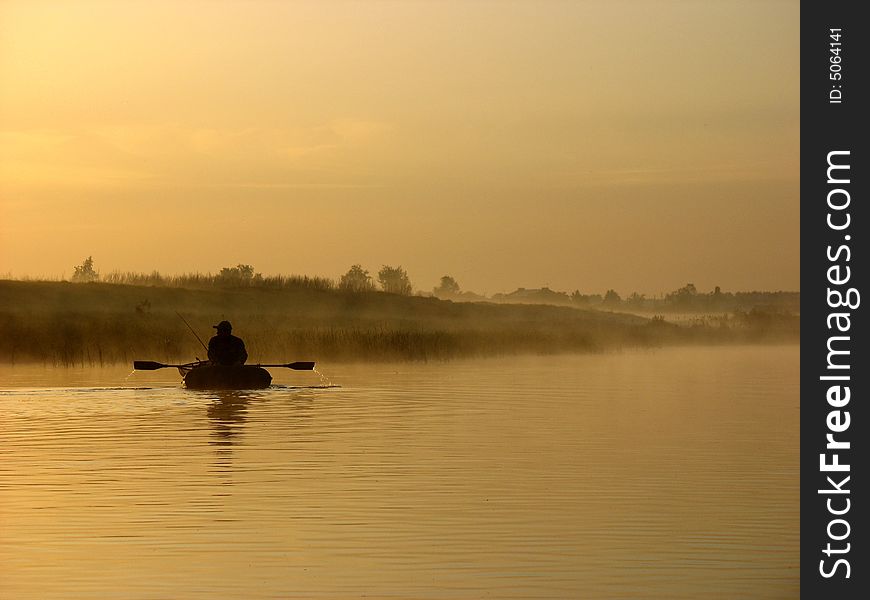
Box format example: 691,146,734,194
0,280,799,365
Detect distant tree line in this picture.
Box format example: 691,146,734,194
67,257,797,313
82,258,335,292
497,282,799,314
72,257,416,296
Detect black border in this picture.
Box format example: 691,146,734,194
801,2,867,596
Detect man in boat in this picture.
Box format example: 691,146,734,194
207,320,249,366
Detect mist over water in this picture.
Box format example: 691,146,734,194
1,346,798,598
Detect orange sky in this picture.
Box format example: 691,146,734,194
0,0,799,295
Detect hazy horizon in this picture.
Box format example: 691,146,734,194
1,1,799,295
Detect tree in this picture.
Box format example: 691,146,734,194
378,265,412,295
626,292,645,309
339,264,375,292
603,289,621,306
665,282,698,308
433,275,460,297
571,290,602,306
72,256,99,282
220,264,255,280
217,264,261,286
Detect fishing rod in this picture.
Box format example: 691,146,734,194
175,312,209,354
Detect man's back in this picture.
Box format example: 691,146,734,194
208,333,248,366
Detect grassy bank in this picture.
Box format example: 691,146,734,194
0,280,799,365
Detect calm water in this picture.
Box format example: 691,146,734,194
0,346,798,599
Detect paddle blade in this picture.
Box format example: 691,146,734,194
133,360,166,371
287,361,315,370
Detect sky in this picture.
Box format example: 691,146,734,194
0,0,799,295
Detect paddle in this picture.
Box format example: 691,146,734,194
133,360,315,371
133,360,199,370
254,362,316,370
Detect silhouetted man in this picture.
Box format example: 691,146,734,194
208,321,248,366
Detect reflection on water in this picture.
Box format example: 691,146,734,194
207,392,251,446
0,346,798,599
206,391,252,477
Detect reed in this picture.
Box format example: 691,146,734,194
100,270,336,292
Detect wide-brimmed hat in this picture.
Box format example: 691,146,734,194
213,320,232,331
